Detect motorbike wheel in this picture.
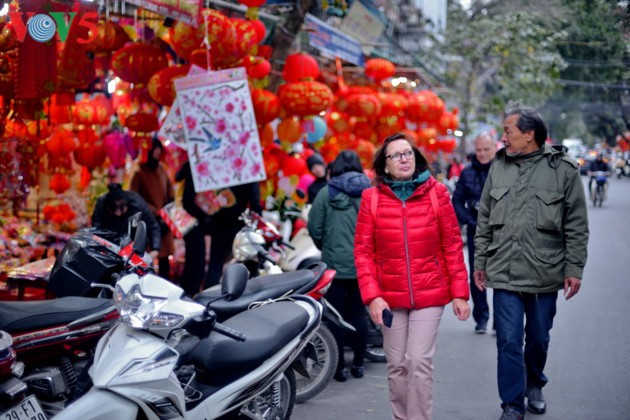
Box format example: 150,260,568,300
364,311,387,363
294,324,337,403
238,369,296,420
365,345,387,363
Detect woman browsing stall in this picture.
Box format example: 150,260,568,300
354,132,470,420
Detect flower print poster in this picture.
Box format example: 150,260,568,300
174,68,267,192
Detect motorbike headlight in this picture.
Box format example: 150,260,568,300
114,284,183,329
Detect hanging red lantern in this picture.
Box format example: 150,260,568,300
278,81,333,117
365,58,396,82
244,56,271,79
249,19,266,43
3,118,28,139
49,173,71,195
259,123,274,147
353,120,378,144
111,43,169,85
345,94,382,119
354,139,375,169
237,0,267,19
74,97,97,125
251,88,280,126
407,90,445,123
378,93,409,117
124,112,160,132
169,21,204,61
91,95,114,125
46,129,76,158
417,127,439,146
283,53,319,83
327,112,351,134
86,21,129,53
147,64,190,107
437,108,459,134
25,120,51,141
231,18,258,61
74,128,106,170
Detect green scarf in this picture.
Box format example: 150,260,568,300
384,170,431,202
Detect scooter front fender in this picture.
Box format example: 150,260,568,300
55,387,138,419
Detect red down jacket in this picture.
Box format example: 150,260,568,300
354,177,469,309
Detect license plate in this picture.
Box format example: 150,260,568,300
1,395,47,420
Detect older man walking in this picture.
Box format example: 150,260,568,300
473,107,589,420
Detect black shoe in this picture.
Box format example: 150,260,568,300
334,368,349,382
475,321,487,334
526,385,546,414
350,365,364,378
499,406,524,420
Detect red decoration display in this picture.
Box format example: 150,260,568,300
251,88,280,126
282,53,320,83
365,58,396,82
278,81,333,117
148,64,190,107
111,43,169,85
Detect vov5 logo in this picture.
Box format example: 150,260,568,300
8,12,98,43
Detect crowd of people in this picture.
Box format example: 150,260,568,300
91,106,589,420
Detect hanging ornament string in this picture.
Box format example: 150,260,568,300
203,13,212,71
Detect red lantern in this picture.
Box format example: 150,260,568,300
378,93,409,117
49,173,71,195
245,56,271,79
124,112,160,132
25,120,51,141
91,95,114,125
74,128,106,170
169,21,204,60
86,21,129,53
354,139,375,168
282,154,308,176
283,53,319,83
249,19,266,43
231,18,258,61
148,64,190,107
251,88,280,126
353,120,378,144
407,91,445,123
74,98,97,125
47,129,77,158
365,58,396,82
417,127,438,146
278,81,333,117
327,112,351,134
259,123,274,147
437,109,459,134
345,94,382,119
111,43,169,85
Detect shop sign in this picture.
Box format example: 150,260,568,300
305,13,364,67
7,12,98,43
339,0,386,55
125,0,202,27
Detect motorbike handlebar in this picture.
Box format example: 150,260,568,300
280,240,296,250
258,250,277,264
214,322,247,342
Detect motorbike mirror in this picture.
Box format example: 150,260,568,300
133,221,148,256
221,263,249,301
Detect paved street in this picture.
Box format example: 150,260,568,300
293,176,630,420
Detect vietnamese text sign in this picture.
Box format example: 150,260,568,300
305,13,364,67
125,0,202,27
340,0,386,55
174,68,267,192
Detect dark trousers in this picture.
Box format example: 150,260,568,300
204,225,241,289
493,289,557,413
180,225,206,297
467,228,489,326
325,280,368,370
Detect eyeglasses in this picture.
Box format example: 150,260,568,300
386,150,415,162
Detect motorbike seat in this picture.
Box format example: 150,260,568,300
189,301,309,385
0,297,114,333
195,270,318,321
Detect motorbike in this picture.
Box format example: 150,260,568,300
237,209,387,364
57,222,322,420
0,219,153,418
589,170,609,207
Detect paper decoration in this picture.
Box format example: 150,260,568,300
158,202,198,239
194,189,237,215
174,67,267,192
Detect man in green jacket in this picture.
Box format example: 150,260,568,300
473,107,589,420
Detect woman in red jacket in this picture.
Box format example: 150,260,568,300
354,132,470,420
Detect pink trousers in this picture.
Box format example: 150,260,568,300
382,306,444,420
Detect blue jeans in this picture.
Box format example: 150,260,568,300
467,228,489,326
493,289,557,413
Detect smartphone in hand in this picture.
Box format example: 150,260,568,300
382,308,393,328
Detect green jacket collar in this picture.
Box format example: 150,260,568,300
384,170,431,201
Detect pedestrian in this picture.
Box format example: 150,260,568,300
473,107,589,420
129,137,175,279
91,183,161,261
176,161,262,293
308,150,371,382
446,155,464,180
354,132,470,420
306,152,328,204
452,132,497,333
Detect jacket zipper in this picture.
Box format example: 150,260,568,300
402,201,414,307
434,256,445,287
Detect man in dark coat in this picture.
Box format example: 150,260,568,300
452,132,497,333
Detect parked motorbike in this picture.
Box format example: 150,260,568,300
237,209,387,364
57,223,322,419
0,219,153,418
